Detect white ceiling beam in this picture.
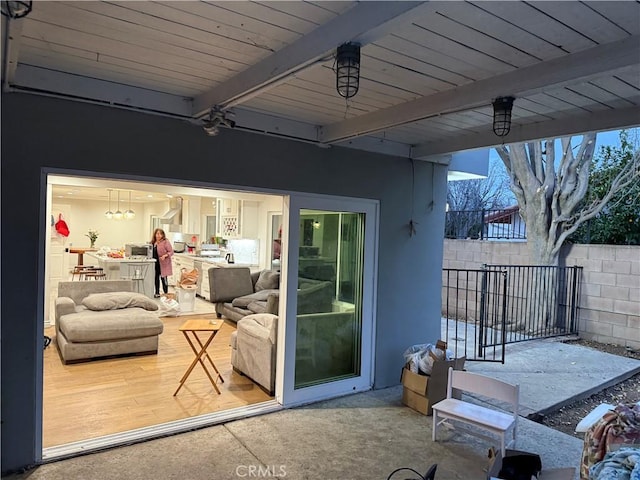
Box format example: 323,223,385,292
231,108,320,142
412,106,640,158
320,35,640,144
335,135,412,158
192,1,425,117
12,65,193,117
1,16,25,92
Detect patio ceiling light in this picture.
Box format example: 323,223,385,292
1,1,32,19
492,96,515,137
336,43,361,99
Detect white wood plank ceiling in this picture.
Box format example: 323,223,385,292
2,1,639,159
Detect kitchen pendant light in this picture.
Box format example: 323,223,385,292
124,191,136,220
113,190,123,220
105,189,114,219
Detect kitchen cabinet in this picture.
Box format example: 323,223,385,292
217,199,242,238
182,196,201,234
221,199,238,216
85,253,156,297
241,201,259,238
172,254,195,286
200,263,212,300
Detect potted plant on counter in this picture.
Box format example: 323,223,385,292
85,229,99,248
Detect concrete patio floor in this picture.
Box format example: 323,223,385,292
6,338,640,480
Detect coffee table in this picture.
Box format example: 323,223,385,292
173,319,224,396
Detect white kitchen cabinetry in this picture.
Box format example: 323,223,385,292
171,254,195,286
200,263,213,300
221,199,238,216
217,199,241,238
182,196,201,234
241,200,259,238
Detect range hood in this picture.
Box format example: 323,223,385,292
160,197,183,228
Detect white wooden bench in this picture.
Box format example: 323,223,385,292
431,367,519,456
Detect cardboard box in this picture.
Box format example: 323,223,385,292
487,449,575,480
401,352,465,416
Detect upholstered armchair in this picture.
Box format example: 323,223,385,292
229,313,278,394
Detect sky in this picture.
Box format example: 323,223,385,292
488,127,637,171
482,127,639,207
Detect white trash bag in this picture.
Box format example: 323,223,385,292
403,343,454,375
403,343,431,373
160,296,180,317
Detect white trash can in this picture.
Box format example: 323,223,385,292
177,287,196,313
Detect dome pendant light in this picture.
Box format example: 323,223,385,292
105,189,114,219
113,190,123,220
124,191,136,220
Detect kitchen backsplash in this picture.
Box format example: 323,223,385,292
227,239,259,265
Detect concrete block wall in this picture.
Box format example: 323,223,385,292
443,240,640,349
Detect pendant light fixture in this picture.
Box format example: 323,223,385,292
124,190,136,220
336,43,361,99
492,96,515,137
105,189,114,219
113,190,123,220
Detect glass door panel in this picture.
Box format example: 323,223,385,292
294,210,364,388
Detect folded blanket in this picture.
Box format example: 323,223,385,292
582,404,640,479
589,447,640,480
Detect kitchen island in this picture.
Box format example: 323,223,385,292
85,253,156,298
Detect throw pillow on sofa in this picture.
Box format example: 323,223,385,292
82,292,159,311
254,270,280,292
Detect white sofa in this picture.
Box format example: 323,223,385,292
55,280,164,364
229,313,278,394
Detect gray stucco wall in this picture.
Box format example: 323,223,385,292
1,93,448,472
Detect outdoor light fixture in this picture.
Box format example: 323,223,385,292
124,190,136,220
1,1,32,19
104,189,114,219
336,43,361,99
203,106,235,136
492,96,515,137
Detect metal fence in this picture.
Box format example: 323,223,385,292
441,265,582,363
441,268,508,363
445,208,527,240
484,264,582,342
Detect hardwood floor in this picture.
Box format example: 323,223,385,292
43,313,272,448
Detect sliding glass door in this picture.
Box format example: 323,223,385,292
278,195,377,405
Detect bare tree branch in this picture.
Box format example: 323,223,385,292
553,148,639,256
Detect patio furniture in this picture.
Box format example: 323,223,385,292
432,367,519,456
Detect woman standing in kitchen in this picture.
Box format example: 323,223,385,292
151,228,173,298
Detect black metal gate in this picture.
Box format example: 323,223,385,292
442,268,508,363
441,265,582,363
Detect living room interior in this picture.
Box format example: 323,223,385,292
44,174,287,450
44,174,360,451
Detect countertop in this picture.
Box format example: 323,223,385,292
86,252,155,263
173,253,258,268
